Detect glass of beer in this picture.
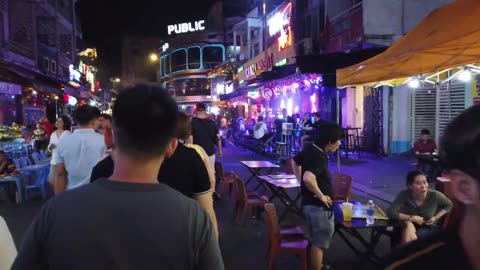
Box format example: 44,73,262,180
341,202,353,222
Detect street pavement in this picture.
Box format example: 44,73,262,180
0,144,418,269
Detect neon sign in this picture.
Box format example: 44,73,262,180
268,3,292,51
162,43,169,52
168,20,206,35
247,90,260,99
245,53,274,78
69,64,81,82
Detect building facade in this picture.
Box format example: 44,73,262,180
0,0,87,126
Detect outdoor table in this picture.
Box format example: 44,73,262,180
240,161,280,191
333,201,395,264
258,174,302,222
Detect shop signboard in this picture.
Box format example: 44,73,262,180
167,20,206,35
267,2,293,51
0,82,21,95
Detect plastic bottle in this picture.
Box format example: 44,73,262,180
366,200,375,225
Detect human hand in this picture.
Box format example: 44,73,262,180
410,215,424,225
425,216,437,225
316,194,333,208
217,150,222,157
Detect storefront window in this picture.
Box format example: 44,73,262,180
170,78,211,97
202,46,224,69
187,47,201,69
170,49,187,73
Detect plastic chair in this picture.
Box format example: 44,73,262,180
332,174,353,202
39,150,48,160
20,157,32,167
215,162,235,198
232,173,269,226
264,203,308,270
25,165,50,201
31,153,41,165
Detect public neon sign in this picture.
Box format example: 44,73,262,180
168,20,206,35
268,3,292,51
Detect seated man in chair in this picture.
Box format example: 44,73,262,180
253,116,273,145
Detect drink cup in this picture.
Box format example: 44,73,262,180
341,202,353,222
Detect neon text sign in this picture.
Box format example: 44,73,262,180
168,20,206,35
268,3,293,51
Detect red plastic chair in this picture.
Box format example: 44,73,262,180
215,162,235,198
233,173,268,226
264,203,308,270
332,174,353,202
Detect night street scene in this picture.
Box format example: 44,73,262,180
1,0,480,269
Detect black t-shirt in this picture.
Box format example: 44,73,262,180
90,155,114,182
274,118,285,133
380,228,473,270
191,117,219,156
158,143,211,198
12,179,224,270
293,143,332,208
90,145,211,198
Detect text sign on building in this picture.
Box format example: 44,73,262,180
168,20,206,35
268,3,293,51
0,82,21,95
245,53,274,78
162,43,170,52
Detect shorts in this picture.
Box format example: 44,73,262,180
303,205,335,249
415,224,439,239
208,154,216,173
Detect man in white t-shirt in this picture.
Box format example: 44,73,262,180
54,105,106,194
253,115,269,140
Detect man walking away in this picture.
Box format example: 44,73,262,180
191,103,222,197
54,105,105,194
12,85,224,270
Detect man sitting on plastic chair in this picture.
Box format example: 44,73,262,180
253,116,274,145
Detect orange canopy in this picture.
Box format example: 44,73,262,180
337,0,480,87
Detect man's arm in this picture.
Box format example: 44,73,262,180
195,208,225,270
194,193,219,240
291,159,302,181
54,163,67,194
0,160,7,174
303,171,332,207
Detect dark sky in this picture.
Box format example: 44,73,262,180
77,0,217,75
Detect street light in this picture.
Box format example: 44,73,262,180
150,53,159,62
114,78,121,83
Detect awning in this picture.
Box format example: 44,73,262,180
219,83,264,101
337,0,480,87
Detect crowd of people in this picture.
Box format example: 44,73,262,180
0,84,479,270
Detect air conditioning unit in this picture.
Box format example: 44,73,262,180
50,60,57,74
